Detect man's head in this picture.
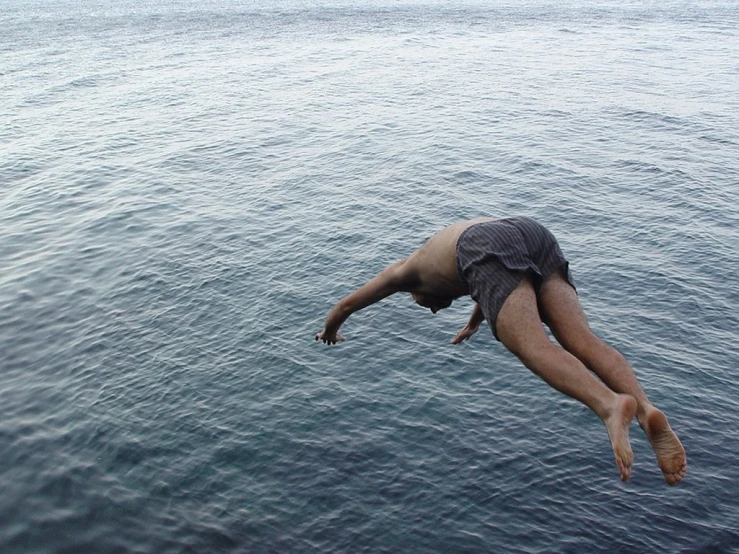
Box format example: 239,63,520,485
411,293,454,314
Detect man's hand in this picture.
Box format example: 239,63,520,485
314,259,411,347
451,323,479,344
453,302,484,344
315,329,346,345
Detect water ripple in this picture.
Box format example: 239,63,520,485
2,1,739,552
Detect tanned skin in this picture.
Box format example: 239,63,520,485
316,218,687,484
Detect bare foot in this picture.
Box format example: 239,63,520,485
604,394,638,481
642,407,687,485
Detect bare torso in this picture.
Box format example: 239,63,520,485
400,217,496,297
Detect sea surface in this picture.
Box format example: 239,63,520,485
2,0,739,552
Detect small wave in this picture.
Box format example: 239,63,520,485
699,134,738,146
614,109,703,134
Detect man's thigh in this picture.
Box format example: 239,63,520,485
538,271,593,352
496,275,553,359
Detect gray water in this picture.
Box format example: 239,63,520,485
2,0,739,552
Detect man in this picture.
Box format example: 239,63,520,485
315,216,687,484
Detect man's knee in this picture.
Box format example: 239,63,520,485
561,330,625,372
512,340,559,371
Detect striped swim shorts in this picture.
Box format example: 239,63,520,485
455,216,576,340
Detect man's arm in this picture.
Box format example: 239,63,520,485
316,259,416,344
451,302,484,344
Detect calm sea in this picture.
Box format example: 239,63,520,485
2,0,738,552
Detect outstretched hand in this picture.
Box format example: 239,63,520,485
315,330,346,345
451,323,479,344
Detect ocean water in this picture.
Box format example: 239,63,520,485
2,0,739,551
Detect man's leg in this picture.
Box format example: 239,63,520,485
495,275,637,481
538,271,687,485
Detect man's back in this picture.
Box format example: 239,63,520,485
401,217,496,297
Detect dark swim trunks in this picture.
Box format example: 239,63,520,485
455,216,576,341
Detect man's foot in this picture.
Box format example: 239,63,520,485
604,394,638,481
642,407,687,485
